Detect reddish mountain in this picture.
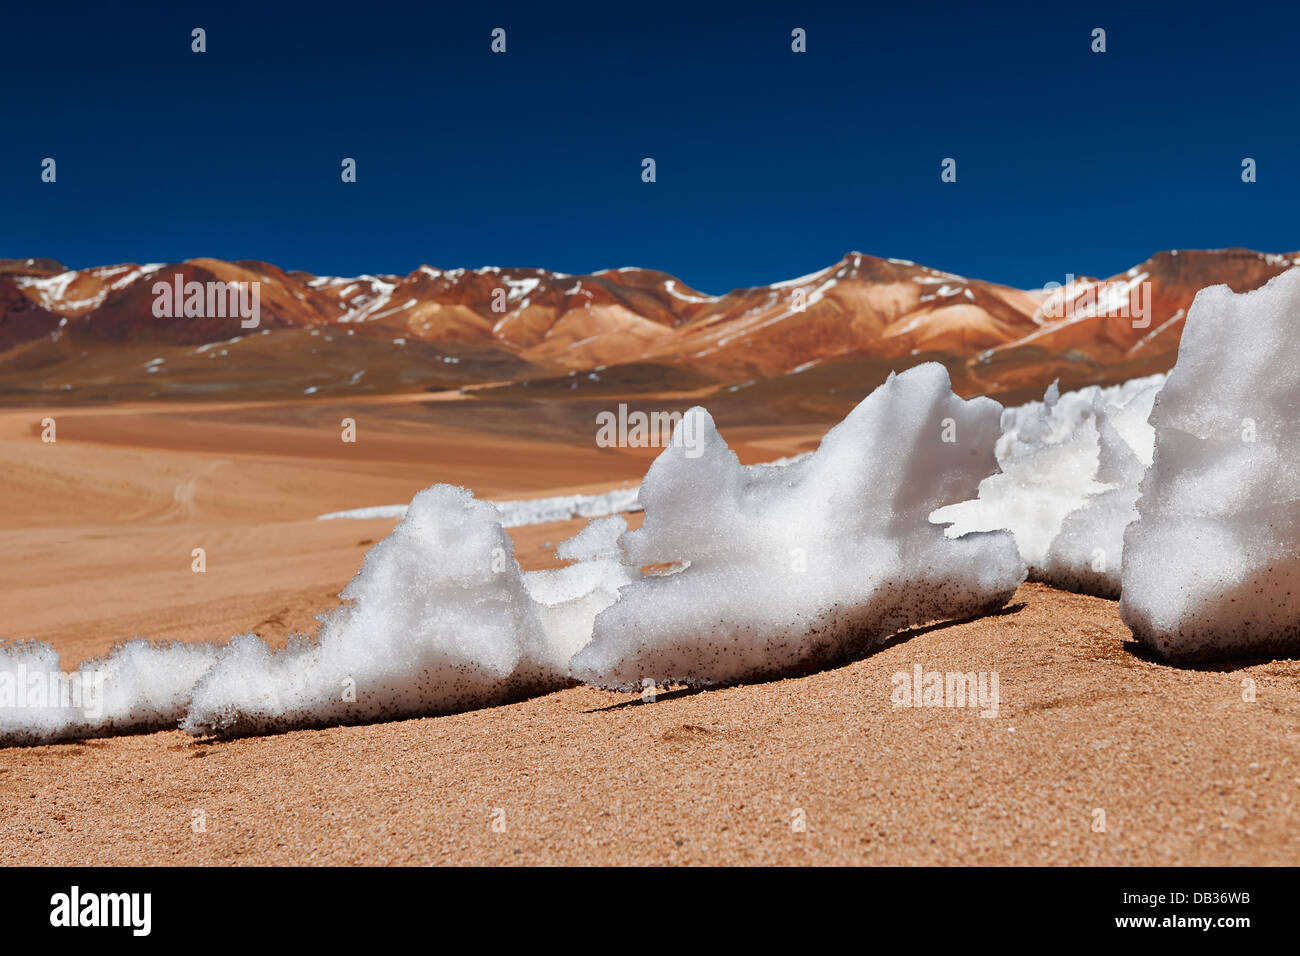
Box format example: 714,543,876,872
972,249,1300,393
1,248,1296,405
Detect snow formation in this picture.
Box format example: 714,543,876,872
522,516,640,672
934,374,1163,595
1121,269,1300,660
1038,382,1159,597
0,640,219,746
316,486,643,527
182,485,581,737
570,363,1026,691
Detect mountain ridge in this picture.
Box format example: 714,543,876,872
2,248,1296,406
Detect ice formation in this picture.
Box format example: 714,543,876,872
1121,269,1300,660
934,374,1163,593
522,516,640,671
570,363,1027,691
182,485,580,737
0,639,219,746
494,488,642,528
316,486,644,527
1038,382,1159,597
933,383,1108,569
994,374,1164,461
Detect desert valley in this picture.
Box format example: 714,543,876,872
2,249,1299,866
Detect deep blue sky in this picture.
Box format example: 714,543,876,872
1,0,1295,294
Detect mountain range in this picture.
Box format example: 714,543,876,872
2,248,1296,408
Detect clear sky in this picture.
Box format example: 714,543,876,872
1,0,1295,293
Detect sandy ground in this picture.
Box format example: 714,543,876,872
2,399,1298,865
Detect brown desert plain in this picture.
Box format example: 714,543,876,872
2,389,1299,866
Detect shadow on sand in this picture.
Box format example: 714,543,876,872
582,600,1028,713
